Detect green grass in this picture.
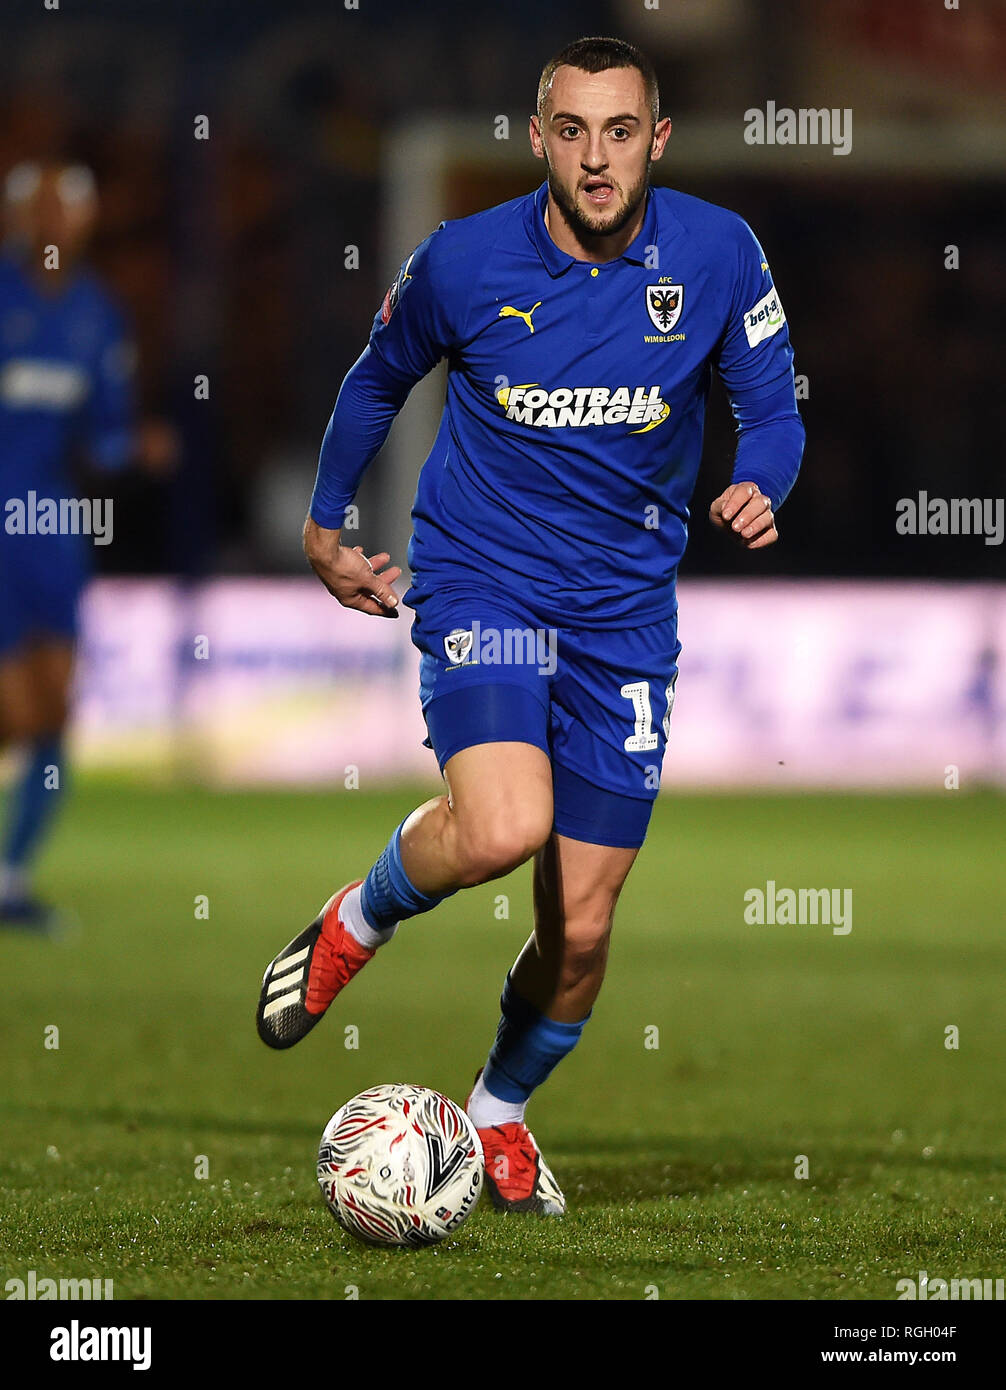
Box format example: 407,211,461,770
1,782,1004,1300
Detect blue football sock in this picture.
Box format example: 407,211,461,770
359,819,452,933
482,972,590,1104
1,735,67,890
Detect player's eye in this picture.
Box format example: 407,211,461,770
609,127,630,140
559,125,580,139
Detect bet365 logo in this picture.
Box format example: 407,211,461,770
743,286,786,348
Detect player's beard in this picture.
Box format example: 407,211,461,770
545,155,650,242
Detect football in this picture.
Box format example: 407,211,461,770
317,1083,484,1247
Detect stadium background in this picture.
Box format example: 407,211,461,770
2,0,1005,1304
1,0,1002,788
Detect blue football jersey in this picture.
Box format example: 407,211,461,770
0,249,136,502
311,181,803,629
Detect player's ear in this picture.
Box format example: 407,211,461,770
529,114,545,159
651,117,672,161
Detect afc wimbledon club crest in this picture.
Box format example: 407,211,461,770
645,284,684,332
444,628,474,665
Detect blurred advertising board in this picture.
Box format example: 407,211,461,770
72,578,1004,790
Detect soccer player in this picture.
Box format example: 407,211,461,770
0,161,173,931
257,36,804,1213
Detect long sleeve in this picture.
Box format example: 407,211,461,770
729,377,805,508
715,217,805,508
84,306,137,472
309,348,413,526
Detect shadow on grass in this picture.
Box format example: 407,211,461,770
7,1099,1006,1209
548,1136,1006,1205
1,1098,320,1142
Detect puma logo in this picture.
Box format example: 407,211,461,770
498,301,542,333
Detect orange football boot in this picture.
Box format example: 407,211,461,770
465,1070,565,1215
257,880,371,1049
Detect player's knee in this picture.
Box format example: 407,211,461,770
453,805,551,887
14,709,66,741
559,920,612,990
36,683,71,734
40,705,69,737
0,706,37,742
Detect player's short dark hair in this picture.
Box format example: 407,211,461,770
537,36,660,128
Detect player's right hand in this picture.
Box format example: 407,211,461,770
302,517,401,618
708,482,778,550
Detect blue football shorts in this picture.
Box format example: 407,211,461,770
0,533,86,656
409,584,680,850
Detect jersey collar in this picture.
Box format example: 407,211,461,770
525,180,660,277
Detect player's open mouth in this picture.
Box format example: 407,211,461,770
582,181,616,207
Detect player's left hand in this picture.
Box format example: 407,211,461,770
709,482,777,550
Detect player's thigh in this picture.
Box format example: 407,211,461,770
412,586,556,864
0,638,74,741
444,740,554,876
0,547,31,737
0,538,81,739
26,638,75,732
0,647,37,742
548,616,680,852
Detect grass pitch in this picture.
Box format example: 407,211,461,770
1,781,1004,1300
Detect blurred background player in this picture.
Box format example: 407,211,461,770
0,160,175,932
